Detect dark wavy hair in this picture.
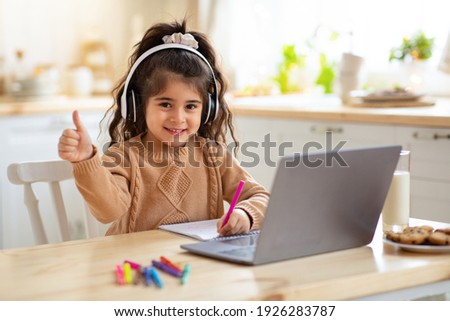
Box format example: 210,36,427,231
101,19,238,154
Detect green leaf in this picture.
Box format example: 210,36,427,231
315,53,335,94
274,44,306,93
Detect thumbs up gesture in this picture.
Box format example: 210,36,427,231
58,110,94,162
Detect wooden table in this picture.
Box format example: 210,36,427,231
1,219,449,300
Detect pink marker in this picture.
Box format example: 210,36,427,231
222,180,245,227
124,260,141,270
116,265,125,285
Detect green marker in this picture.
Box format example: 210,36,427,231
181,264,191,285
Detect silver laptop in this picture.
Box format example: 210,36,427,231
181,145,401,265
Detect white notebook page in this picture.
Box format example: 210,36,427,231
159,219,220,241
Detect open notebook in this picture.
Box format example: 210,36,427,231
159,219,259,241
180,145,401,265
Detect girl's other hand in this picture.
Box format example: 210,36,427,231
58,110,94,162
217,208,251,236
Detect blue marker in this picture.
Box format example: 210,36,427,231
143,267,152,287
150,267,163,288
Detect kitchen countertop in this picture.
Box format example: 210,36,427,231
230,94,450,128
0,95,112,116
1,94,450,128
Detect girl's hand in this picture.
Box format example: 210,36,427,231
58,110,94,162
217,208,251,236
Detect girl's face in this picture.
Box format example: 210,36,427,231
145,77,203,147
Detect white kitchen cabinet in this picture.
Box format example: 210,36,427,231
235,115,450,223
0,111,108,249
235,115,396,190
395,126,450,223
233,117,278,189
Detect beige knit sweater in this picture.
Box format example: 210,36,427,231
72,134,269,235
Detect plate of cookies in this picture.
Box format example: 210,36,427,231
384,225,450,253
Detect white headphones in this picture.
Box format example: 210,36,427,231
120,43,219,124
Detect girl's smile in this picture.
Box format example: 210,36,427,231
164,127,187,136
145,77,203,147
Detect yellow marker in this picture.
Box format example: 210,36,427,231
123,262,132,284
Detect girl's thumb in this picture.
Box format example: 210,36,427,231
72,110,85,132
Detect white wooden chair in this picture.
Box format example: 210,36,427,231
7,160,105,245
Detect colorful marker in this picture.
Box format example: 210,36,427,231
160,256,183,273
134,267,145,285
123,262,132,284
116,264,125,285
124,260,141,270
152,260,183,278
143,267,152,287
181,264,191,285
150,267,163,288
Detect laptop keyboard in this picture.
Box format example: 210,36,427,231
211,229,260,241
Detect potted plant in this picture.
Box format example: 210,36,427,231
274,44,336,94
274,44,306,94
389,30,434,91
389,30,434,62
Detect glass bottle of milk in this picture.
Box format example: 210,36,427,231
382,150,410,233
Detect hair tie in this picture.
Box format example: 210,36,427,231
162,32,199,49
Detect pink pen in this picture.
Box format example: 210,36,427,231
221,180,245,227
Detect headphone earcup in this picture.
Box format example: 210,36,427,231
204,93,216,124
125,90,138,122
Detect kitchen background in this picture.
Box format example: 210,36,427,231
1,0,450,249
1,0,450,97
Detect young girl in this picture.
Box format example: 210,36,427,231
58,20,269,236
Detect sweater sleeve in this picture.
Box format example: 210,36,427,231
72,145,132,224
220,148,270,230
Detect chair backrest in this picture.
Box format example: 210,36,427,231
7,159,105,245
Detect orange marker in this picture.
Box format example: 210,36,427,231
160,256,182,273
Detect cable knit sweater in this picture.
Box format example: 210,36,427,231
72,134,269,235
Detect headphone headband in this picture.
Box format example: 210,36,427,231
120,43,219,124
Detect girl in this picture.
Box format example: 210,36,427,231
58,20,269,236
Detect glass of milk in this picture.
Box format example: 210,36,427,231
382,150,410,233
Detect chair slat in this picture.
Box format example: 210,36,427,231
7,160,105,245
